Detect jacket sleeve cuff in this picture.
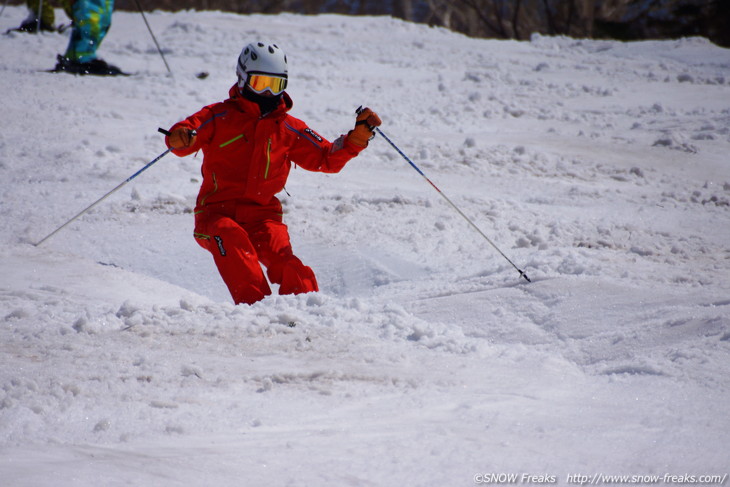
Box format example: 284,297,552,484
342,135,368,153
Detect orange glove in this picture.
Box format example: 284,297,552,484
168,127,197,149
347,107,382,147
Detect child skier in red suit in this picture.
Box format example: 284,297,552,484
165,41,381,305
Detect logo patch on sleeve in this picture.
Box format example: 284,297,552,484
304,128,323,143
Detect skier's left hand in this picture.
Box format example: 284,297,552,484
347,107,381,147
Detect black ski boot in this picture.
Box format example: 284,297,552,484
7,18,56,33
53,55,128,76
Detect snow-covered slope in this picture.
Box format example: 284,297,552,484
1,8,729,486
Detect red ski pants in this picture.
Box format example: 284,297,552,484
194,201,318,305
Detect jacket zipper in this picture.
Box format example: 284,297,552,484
264,138,272,179
219,133,247,148
199,172,218,207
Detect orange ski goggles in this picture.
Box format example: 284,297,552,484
247,73,288,95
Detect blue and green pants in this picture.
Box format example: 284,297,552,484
64,0,114,63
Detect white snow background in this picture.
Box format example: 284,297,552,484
1,7,729,486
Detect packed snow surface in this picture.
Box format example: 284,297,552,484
1,7,729,486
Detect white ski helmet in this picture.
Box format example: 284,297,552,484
236,41,288,93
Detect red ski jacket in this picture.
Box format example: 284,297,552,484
167,85,365,212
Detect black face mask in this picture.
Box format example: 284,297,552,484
241,87,282,116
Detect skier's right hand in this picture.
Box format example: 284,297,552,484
168,128,197,149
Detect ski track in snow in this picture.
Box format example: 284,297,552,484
1,7,729,486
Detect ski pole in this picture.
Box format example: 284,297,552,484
360,108,531,283
36,0,42,33
34,130,178,247
133,0,172,75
